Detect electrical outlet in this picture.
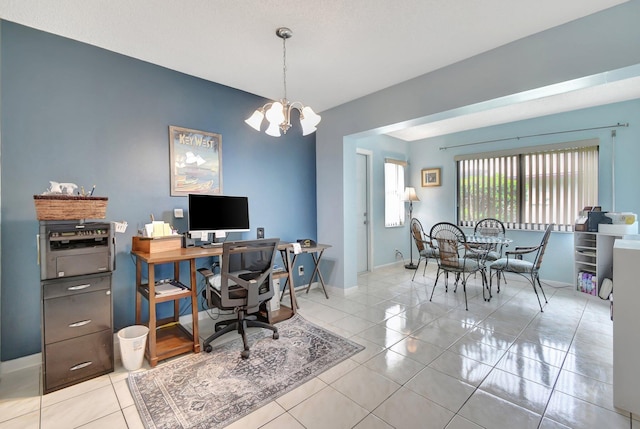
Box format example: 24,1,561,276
298,265,304,276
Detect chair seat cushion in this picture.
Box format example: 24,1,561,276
484,251,501,261
490,258,533,273
466,250,500,261
420,247,438,258
201,284,247,309
440,258,482,272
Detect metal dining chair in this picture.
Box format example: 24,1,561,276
469,218,508,286
474,218,507,260
488,223,554,312
429,222,488,310
410,218,438,281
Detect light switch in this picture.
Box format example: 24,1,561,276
174,208,184,218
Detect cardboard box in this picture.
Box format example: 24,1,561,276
132,236,182,253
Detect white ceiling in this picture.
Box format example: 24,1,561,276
0,0,634,140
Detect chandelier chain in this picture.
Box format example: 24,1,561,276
244,27,320,137
282,36,287,102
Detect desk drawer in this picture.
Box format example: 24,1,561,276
44,330,113,393
44,288,112,344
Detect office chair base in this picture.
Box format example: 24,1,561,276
203,315,279,358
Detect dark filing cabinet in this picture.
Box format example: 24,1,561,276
39,221,115,394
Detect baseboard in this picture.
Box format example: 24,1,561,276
0,352,42,375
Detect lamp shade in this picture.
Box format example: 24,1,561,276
300,106,322,136
265,102,285,137
404,187,420,202
245,109,264,131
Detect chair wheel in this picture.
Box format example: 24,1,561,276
273,332,279,340
204,345,212,353
241,350,250,359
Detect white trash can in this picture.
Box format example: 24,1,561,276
117,325,149,371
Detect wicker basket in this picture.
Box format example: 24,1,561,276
33,195,108,220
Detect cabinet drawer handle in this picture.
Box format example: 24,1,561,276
70,361,92,371
68,319,92,328
67,284,91,291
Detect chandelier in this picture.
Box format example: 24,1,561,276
245,27,321,137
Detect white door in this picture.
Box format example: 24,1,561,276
356,151,371,273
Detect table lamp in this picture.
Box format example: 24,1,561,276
404,186,420,269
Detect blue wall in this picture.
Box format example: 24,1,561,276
0,22,317,361
356,135,412,267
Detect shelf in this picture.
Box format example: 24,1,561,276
145,323,195,362
273,270,289,279
137,283,192,302
576,250,597,257
267,305,294,324
574,231,619,296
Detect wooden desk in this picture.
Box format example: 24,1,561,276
132,246,224,367
131,245,296,366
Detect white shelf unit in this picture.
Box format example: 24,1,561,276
574,231,617,296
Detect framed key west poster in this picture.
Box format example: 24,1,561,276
169,126,222,196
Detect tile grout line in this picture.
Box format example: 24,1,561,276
534,293,604,429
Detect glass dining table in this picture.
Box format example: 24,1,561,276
465,234,513,301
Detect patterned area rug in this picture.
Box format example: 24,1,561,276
128,314,364,429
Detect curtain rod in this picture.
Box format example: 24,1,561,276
439,122,629,151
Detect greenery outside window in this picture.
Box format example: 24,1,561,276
457,140,598,231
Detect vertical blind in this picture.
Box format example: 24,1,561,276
384,159,406,227
457,144,598,229
523,146,598,226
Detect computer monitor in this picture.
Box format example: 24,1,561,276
188,194,250,241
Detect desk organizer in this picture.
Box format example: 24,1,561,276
132,236,182,253
33,195,108,220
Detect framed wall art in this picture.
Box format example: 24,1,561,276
421,168,441,187
169,125,222,196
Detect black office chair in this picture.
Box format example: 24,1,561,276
197,238,280,359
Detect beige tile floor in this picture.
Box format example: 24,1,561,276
1,262,637,429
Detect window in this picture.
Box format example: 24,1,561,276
457,141,598,230
384,159,406,227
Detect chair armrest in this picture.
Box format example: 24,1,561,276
507,245,540,255
418,239,433,248
465,245,488,261
197,267,215,278
506,245,540,260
